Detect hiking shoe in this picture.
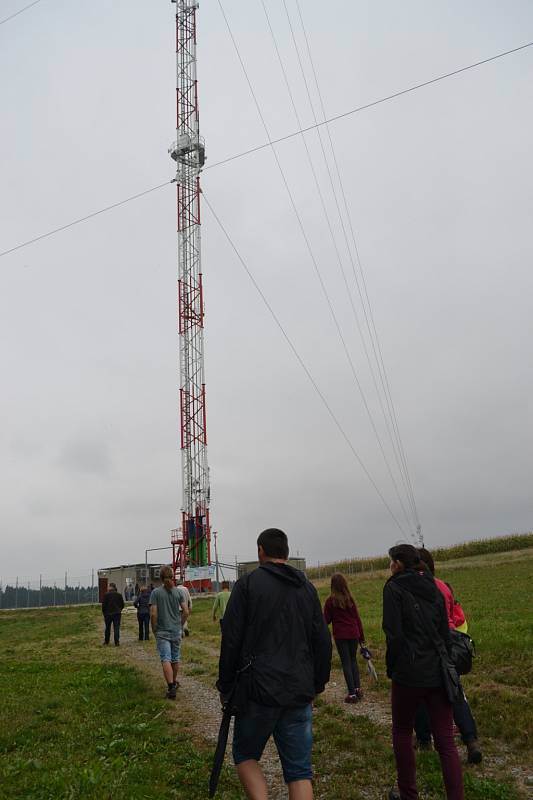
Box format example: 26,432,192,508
166,683,177,700
343,694,353,703
347,694,360,704
466,739,482,764
388,791,401,800
354,688,363,701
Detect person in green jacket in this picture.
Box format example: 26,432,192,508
213,581,231,629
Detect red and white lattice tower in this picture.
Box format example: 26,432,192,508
169,0,211,588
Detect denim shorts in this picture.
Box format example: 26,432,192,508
233,701,313,784
156,636,181,663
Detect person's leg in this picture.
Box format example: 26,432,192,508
349,640,361,693
156,637,176,696
288,780,313,800
162,661,174,684
426,688,464,800
335,639,356,695
273,704,313,796
113,613,121,645
391,681,420,800
170,639,181,686
233,702,277,800
236,761,268,800
414,703,432,747
453,682,481,761
103,615,111,644
137,614,143,640
143,616,150,640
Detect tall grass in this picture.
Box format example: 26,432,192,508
306,532,533,580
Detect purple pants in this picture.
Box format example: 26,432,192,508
391,682,464,800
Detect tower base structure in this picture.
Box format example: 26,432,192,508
171,511,212,591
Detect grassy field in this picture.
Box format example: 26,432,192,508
0,607,241,800
0,547,532,799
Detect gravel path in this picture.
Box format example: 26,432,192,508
115,612,287,799
110,611,533,799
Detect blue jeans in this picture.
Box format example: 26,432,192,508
137,613,150,640
233,701,313,784
156,636,181,663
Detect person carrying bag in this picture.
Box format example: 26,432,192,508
383,544,464,800
414,548,481,764
214,528,331,800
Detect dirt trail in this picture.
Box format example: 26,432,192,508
111,612,533,799
115,612,287,799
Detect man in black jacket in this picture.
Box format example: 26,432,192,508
101,582,125,646
217,528,331,800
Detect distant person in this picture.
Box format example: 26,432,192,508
217,528,331,800
414,547,482,764
101,582,125,647
177,579,192,637
383,544,464,800
323,573,367,703
134,585,151,641
212,581,231,629
150,565,189,699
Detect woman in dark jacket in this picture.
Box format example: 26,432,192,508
134,585,151,641
324,573,366,703
383,544,463,800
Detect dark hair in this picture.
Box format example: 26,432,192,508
418,547,435,575
329,573,356,610
222,581,229,590
257,528,289,559
109,582,117,591
388,543,423,570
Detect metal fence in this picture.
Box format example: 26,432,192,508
0,571,98,610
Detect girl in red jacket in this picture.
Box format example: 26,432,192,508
324,573,366,703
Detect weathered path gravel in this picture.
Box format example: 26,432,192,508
109,611,533,799
115,611,287,799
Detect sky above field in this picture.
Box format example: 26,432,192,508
1,0,532,585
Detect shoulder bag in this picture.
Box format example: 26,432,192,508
401,587,461,704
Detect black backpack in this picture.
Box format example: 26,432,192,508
449,629,475,675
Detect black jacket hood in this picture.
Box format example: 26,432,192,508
259,561,307,587
389,569,437,602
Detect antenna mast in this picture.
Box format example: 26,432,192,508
169,0,211,588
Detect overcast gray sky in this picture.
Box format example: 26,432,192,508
1,0,532,585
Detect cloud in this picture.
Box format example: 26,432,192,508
57,437,112,477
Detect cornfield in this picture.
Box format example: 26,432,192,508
306,531,533,581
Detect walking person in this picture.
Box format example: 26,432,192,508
323,573,367,703
150,566,189,699
414,548,482,764
212,581,231,629
101,582,124,647
217,528,331,800
383,544,464,800
134,585,151,641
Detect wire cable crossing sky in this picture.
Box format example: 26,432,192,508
1,2,532,575
1,39,532,260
